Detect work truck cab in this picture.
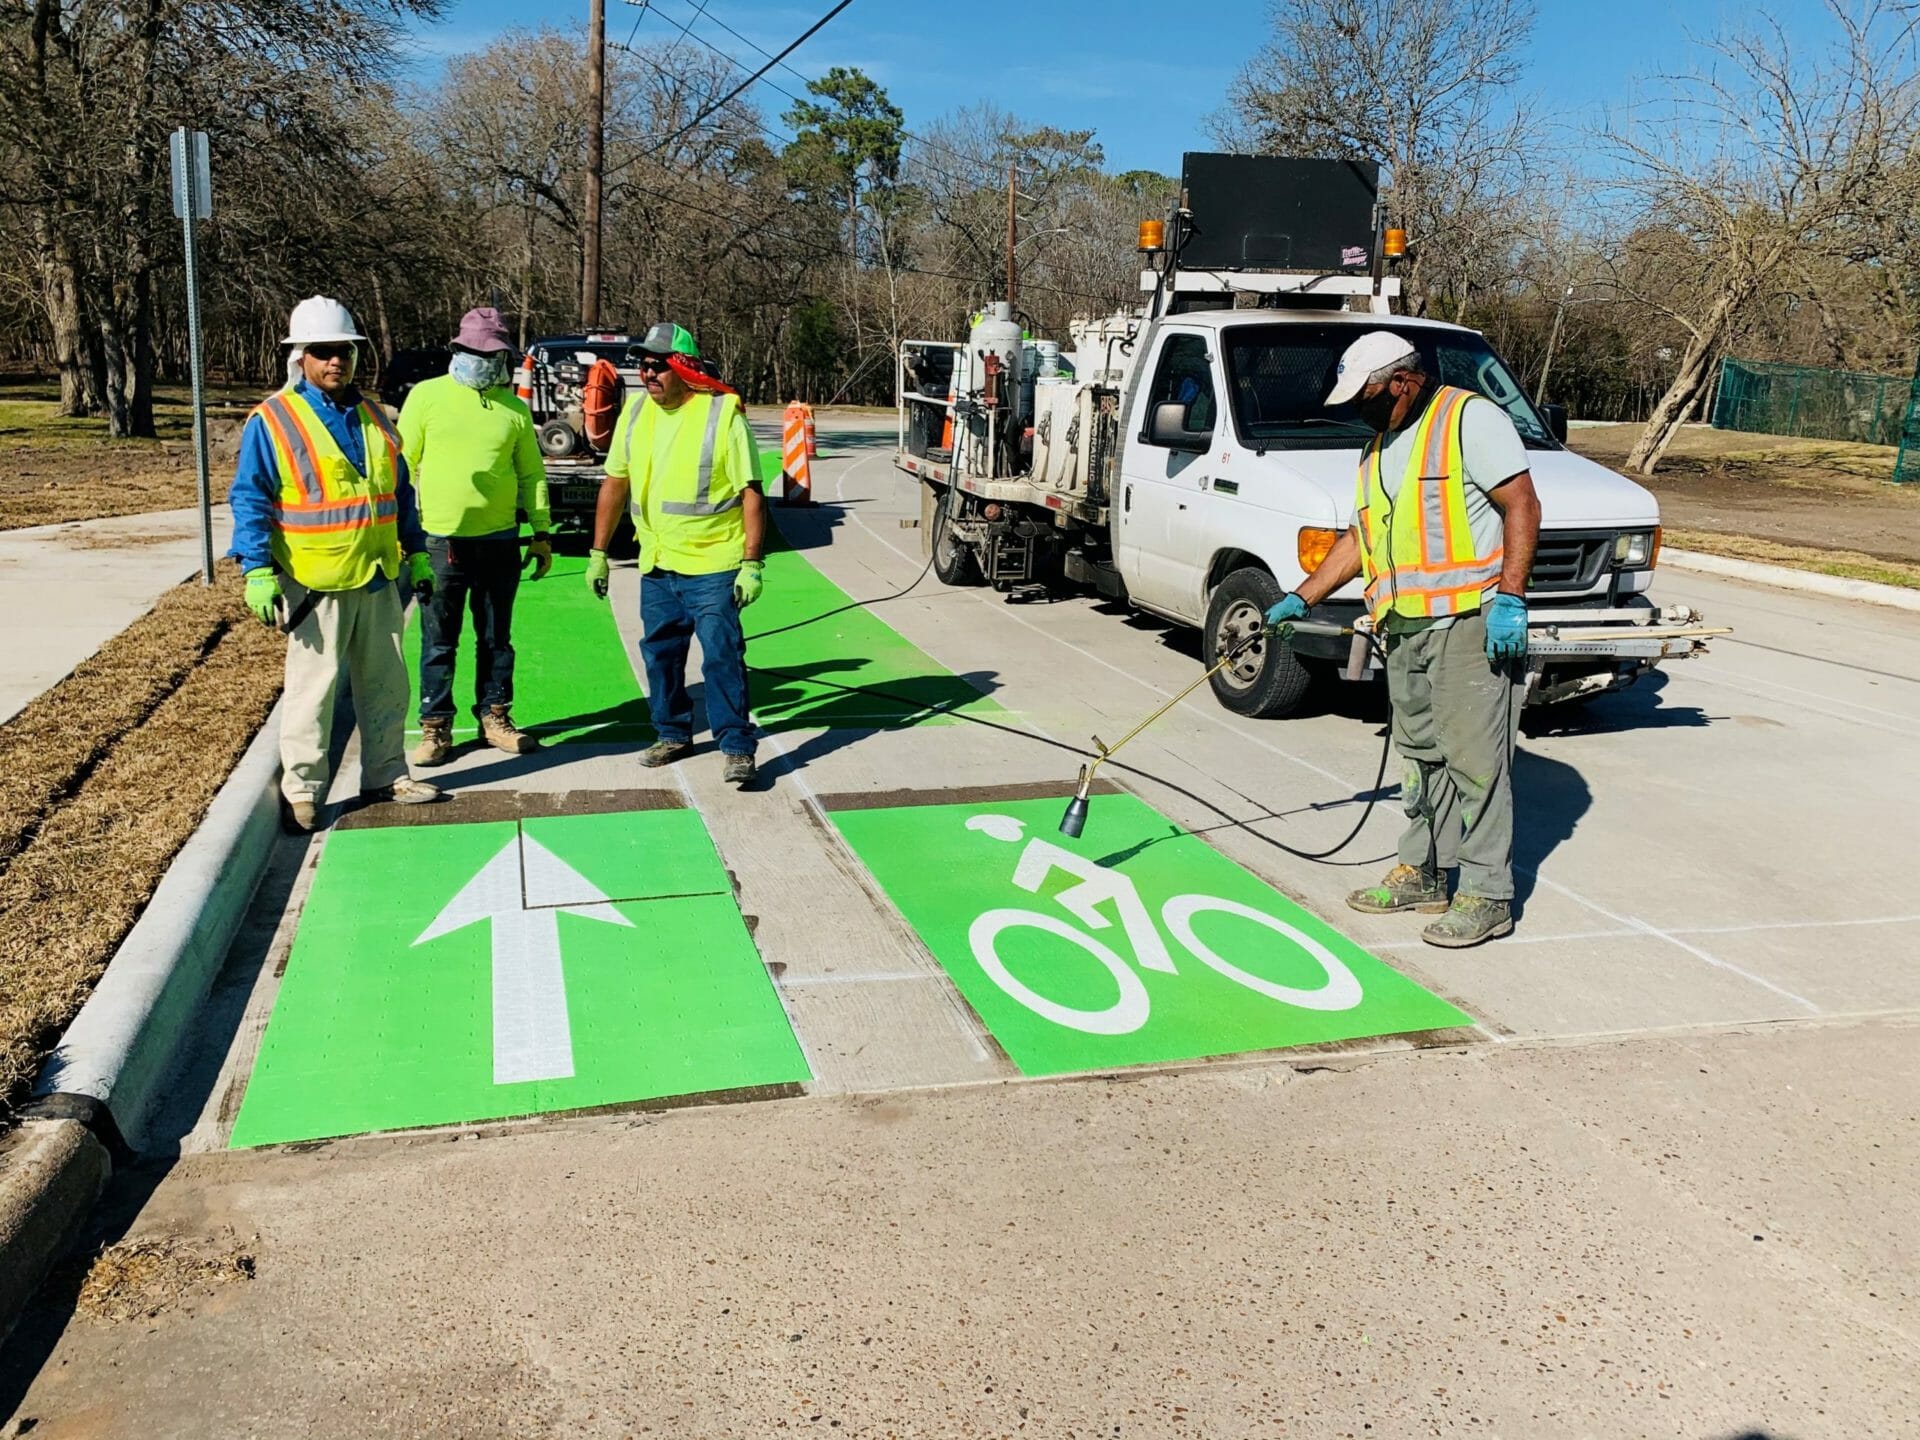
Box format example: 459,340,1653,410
895,153,1716,717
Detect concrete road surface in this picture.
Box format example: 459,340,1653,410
0,506,233,724
3,418,1914,1438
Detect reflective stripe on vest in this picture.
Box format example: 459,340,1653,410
253,389,402,591
1354,385,1505,624
625,392,740,516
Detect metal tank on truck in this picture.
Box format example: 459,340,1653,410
894,152,1722,718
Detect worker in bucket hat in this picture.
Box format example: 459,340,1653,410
398,305,552,766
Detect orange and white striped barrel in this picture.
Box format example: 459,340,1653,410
781,400,813,504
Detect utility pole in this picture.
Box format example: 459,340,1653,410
582,0,605,328
1005,159,1017,309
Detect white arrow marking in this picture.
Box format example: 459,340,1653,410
414,834,633,1085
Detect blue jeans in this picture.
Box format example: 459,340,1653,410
419,533,520,720
639,568,753,756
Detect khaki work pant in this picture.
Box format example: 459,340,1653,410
279,579,412,804
1385,610,1524,901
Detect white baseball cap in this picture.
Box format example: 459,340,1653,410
1325,331,1419,407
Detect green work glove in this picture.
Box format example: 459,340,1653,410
1264,591,1308,635
524,533,553,581
733,559,765,609
585,549,610,600
407,551,434,605
1483,592,1528,663
243,567,281,627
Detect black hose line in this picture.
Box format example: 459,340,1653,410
741,495,1402,868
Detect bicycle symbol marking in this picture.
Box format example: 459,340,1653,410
964,814,1363,1036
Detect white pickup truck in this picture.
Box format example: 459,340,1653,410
895,198,1716,717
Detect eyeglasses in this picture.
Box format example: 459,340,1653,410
305,343,354,361
637,355,671,373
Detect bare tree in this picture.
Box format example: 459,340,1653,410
1604,1,1920,473
1212,0,1543,318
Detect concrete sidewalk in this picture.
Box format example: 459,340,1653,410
0,507,233,724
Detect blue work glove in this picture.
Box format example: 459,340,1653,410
585,549,610,600
407,551,434,605
1264,592,1309,634
243,567,281,627
1484,592,1529,662
733,559,765,609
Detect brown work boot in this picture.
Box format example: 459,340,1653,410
283,796,319,833
481,705,538,755
639,739,690,768
411,716,453,767
361,777,441,806
1345,864,1449,915
1422,895,1514,949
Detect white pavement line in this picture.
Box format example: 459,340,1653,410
782,971,940,987
1371,927,1637,952
1675,913,1920,937
1700,666,1919,722
1676,670,1913,735
1524,871,1822,1014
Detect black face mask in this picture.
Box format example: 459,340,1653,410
1355,385,1402,433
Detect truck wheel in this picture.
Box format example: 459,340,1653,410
539,420,579,459
932,500,984,586
1203,568,1312,718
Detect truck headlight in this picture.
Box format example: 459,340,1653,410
1613,529,1659,568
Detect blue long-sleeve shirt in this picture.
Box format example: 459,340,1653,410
227,379,425,581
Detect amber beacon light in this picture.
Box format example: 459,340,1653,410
1383,227,1408,258
1137,219,1166,252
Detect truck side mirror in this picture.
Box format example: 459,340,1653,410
1146,401,1211,452
1540,402,1568,444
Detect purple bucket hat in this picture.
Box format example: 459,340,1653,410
451,306,513,354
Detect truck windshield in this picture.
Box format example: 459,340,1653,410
1222,323,1556,450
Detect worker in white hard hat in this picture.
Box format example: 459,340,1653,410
227,295,441,832
1271,329,1542,948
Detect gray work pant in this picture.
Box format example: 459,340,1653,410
1385,610,1524,901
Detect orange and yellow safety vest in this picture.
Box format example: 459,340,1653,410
253,389,404,592
1353,385,1505,625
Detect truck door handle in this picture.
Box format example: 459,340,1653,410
1124,484,1132,512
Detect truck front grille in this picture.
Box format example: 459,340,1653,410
1528,531,1614,592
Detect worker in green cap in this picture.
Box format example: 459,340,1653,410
586,321,768,786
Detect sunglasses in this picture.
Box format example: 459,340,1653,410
637,355,672,373
305,342,354,361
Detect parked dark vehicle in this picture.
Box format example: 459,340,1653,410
378,347,451,408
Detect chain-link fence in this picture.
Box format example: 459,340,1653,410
1711,357,1912,447
1897,367,1920,484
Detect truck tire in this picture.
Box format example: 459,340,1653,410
1203,567,1313,718
932,499,983,586
539,419,580,459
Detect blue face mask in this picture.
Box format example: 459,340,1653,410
450,352,508,391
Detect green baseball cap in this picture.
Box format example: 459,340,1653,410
638,322,700,358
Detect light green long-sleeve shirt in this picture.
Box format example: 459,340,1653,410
398,374,551,537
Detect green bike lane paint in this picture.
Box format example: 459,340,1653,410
228,807,810,1148
826,793,1472,1078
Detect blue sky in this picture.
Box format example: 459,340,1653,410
405,0,1843,174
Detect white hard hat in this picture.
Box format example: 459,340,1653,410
283,295,367,347
1325,330,1418,407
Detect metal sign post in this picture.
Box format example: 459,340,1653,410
169,128,214,582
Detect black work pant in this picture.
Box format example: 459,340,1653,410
418,533,521,721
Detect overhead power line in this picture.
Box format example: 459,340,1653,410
604,0,856,181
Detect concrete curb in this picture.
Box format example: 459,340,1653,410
0,701,281,1340
0,1119,111,1340
1664,548,1920,613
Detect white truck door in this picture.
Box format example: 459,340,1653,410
1117,331,1216,618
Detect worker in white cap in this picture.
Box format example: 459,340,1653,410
227,295,440,832
1271,330,1541,947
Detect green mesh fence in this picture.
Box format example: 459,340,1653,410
1896,365,1920,485
1711,356,1913,449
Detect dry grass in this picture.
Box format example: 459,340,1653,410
0,381,251,530
74,1235,256,1324
0,561,283,1112
1668,529,1920,590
